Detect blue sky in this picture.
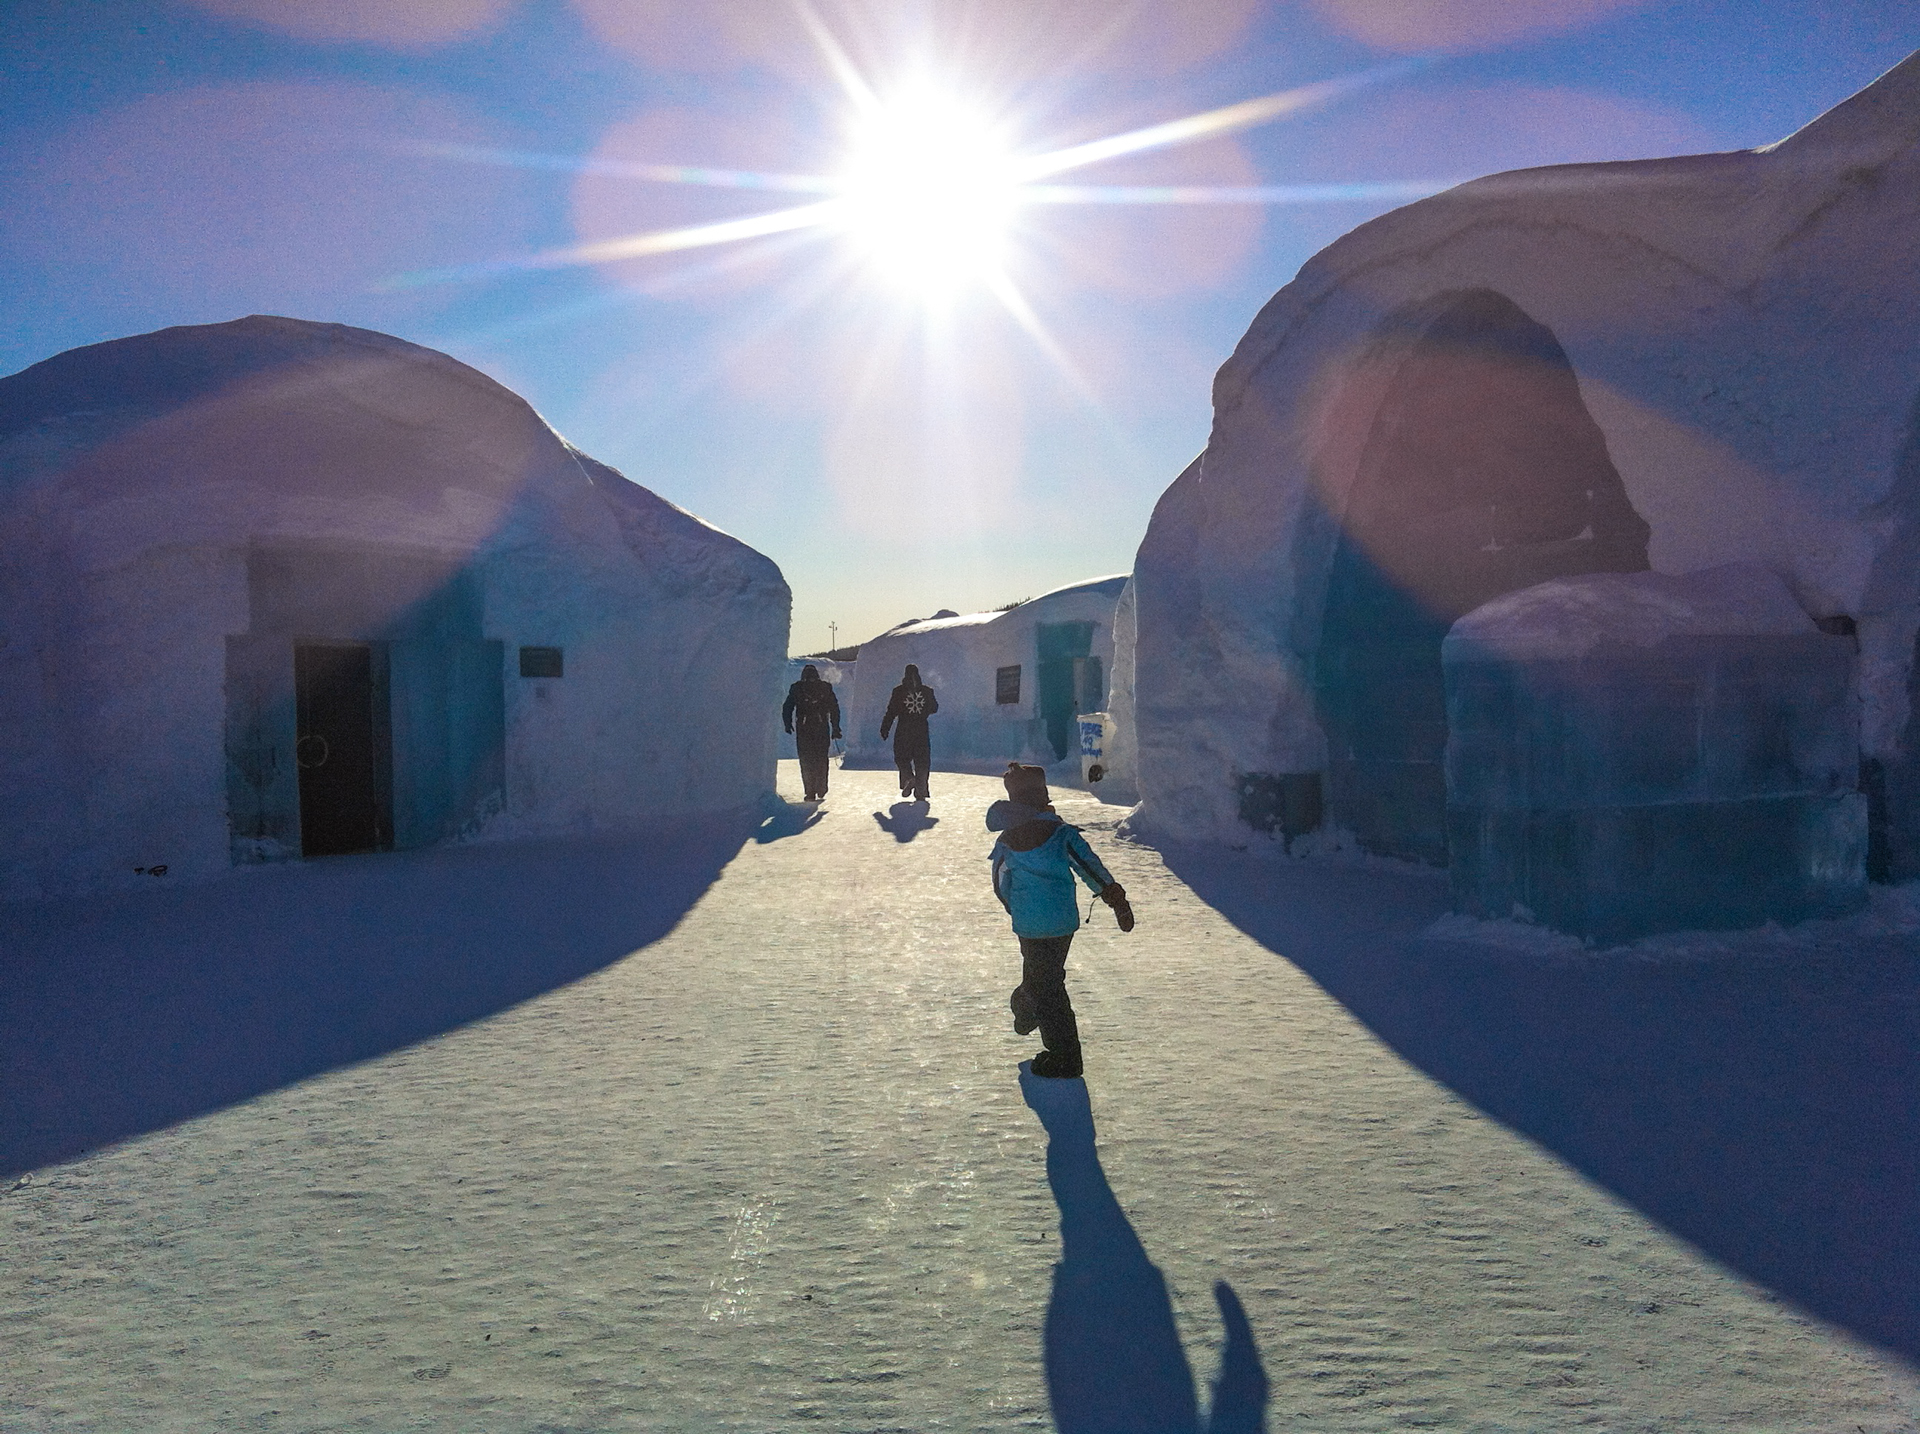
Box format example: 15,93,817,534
3,0,1913,653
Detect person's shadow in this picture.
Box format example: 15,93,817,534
1019,1065,1269,1434
872,801,940,842
753,796,825,843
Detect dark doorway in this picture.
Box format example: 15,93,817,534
294,642,387,857
1037,621,1095,760
1314,289,1650,863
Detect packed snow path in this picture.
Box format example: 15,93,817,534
5,764,1918,1432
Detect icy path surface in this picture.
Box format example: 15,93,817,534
5,764,1918,1432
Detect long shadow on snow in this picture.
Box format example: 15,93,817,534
2,817,752,1180
1159,844,1920,1362
1020,1063,1269,1434
873,801,940,842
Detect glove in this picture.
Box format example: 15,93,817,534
1100,882,1135,933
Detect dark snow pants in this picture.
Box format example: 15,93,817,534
796,731,832,797
1018,933,1081,1060
893,730,931,799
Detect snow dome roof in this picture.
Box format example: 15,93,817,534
0,315,481,441
0,315,551,508
0,316,782,599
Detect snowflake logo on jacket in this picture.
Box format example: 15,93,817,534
902,691,930,716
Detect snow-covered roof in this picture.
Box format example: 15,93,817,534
1027,572,1131,605
883,573,1132,638
890,610,1004,636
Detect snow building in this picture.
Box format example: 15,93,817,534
0,316,789,900
841,575,1129,784
1128,51,1920,938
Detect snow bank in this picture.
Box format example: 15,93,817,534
0,316,789,899
1425,878,1920,959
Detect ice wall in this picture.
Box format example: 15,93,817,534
1445,566,1865,940
1129,52,1920,868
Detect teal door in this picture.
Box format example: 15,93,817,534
1036,621,1095,760
389,638,505,847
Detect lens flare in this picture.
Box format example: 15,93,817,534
833,87,1020,297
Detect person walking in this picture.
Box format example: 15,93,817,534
782,664,842,802
987,762,1134,1079
879,663,939,801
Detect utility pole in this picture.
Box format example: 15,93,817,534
828,622,839,654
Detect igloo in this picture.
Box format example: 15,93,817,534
0,316,789,900
1128,50,1920,937
842,575,1128,786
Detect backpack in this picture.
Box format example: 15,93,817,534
792,683,835,719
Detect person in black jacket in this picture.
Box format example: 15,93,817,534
782,664,842,802
879,663,939,800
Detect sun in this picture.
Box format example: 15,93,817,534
397,57,1437,314
832,86,1021,299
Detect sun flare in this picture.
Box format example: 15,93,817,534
396,57,1437,324
832,87,1020,297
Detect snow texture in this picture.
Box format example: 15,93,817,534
4,764,1917,1430
842,574,1129,788
0,316,789,899
1127,51,1920,852
1425,874,1920,958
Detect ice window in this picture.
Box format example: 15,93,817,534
996,665,1021,704
519,646,563,678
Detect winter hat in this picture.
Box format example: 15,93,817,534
1003,762,1050,808
903,664,922,686
801,664,819,679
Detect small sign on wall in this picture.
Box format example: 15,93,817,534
519,646,563,678
996,664,1021,704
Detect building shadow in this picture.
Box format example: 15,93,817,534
1019,1064,1269,1434
1,816,752,1180
1158,844,1920,1362
873,802,940,842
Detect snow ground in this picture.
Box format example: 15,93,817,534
4,763,1918,1432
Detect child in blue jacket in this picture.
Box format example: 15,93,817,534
987,763,1134,1079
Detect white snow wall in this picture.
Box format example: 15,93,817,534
1128,51,1920,859
1100,577,1141,806
0,317,789,899
843,576,1128,786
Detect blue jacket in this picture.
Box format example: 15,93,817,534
988,804,1116,939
